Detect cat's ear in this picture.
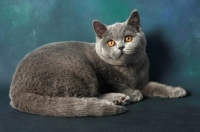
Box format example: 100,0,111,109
126,10,141,32
93,20,107,38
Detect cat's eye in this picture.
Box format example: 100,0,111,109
125,35,133,42
107,40,115,47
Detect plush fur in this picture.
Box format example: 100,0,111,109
9,10,187,117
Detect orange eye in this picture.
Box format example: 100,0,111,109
125,35,133,42
107,40,115,47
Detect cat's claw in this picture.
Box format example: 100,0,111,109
113,95,130,105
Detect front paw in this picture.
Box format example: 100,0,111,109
113,94,130,105
130,90,143,102
170,87,187,98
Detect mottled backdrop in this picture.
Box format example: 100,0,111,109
0,0,200,94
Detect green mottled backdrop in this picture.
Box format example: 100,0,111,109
0,0,200,94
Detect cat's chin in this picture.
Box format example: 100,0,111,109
112,50,123,60
104,59,126,66
99,54,129,66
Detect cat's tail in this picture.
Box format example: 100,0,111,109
9,93,127,117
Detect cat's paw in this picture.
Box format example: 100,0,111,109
113,94,130,105
170,87,187,98
101,99,115,105
130,90,143,102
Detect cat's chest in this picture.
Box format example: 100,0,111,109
98,65,138,88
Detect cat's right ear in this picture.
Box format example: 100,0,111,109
93,20,107,38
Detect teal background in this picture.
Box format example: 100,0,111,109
0,0,200,95
0,1,200,131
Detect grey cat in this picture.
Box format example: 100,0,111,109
9,10,187,117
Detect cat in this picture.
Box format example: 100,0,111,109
9,10,187,117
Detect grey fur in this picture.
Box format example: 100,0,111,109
9,10,187,117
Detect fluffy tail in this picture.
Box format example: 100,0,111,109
10,93,127,117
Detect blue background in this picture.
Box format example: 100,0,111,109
0,0,200,95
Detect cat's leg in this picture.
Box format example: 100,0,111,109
97,93,130,105
122,89,143,102
141,82,187,98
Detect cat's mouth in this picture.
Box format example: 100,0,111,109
112,50,124,60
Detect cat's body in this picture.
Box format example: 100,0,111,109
9,10,186,117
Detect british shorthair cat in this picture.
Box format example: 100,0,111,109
9,10,186,117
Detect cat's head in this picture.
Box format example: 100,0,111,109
93,10,146,66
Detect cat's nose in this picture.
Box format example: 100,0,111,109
118,45,124,50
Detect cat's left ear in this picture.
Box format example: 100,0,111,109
126,10,141,32
93,20,107,38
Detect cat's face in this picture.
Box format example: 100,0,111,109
93,10,146,66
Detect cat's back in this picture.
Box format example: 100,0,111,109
27,41,93,59
11,41,96,88
20,41,95,66
10,41,99,96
